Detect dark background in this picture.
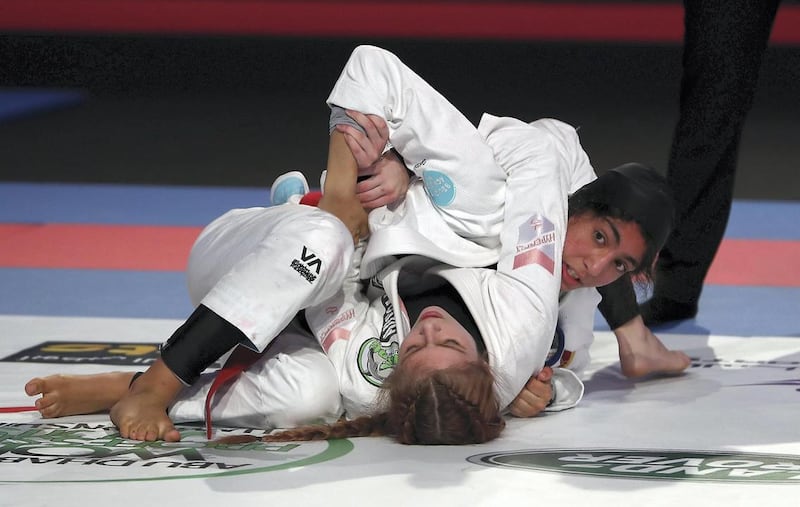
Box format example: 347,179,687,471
1,10,798,200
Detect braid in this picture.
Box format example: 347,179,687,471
212,414,390,445
387,360,504,445
261,413,390,442
214,361,504,446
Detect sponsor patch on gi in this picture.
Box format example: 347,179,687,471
358,338,399,387
291,245,323,284
513,214,556,273
422,170,456,207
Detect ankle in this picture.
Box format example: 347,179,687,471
640,296,698,326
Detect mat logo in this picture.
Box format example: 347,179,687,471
0,422,352,482
468,449,800,483
1,341,224,369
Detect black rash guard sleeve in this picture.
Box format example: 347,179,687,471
159,304,253,385
596,274,640,330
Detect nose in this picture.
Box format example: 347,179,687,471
420,318,441,340
586,250,614,277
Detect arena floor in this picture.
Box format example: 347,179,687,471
1,2,799,505
1,184,798,506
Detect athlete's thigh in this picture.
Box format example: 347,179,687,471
169,318,342,430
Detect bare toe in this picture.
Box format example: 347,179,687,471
24,378,44,396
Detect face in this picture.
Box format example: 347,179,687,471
561,213,647,291
399,306,481,374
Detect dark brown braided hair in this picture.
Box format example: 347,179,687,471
219,359,504,446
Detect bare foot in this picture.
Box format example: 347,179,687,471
109,358,183,442
614,316,691,378
24,372,135,418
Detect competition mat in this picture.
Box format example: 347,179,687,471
1,182,799,506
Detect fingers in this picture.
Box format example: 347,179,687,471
537,366,554,382
357,178,404,210
509,373,554,418
364,113,389,146
336,110,390,170
509,391,549,418
346,110,388,149
338,127,375,169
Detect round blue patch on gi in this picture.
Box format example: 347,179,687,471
422,170,456,207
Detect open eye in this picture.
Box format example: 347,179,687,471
594,230,606,245
614,259,628,274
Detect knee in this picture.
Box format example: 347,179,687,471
275,208,353,264
273,379,343,429
250,348,343,429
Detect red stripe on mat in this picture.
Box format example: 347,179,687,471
1,224,798,286
0,406,38,413
5,1,799,44
705,239,800,287
0,223,201,271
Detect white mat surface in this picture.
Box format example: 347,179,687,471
1,315,799,506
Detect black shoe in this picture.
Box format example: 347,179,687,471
639,297,698,326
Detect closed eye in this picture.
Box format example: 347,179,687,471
442,339,466,352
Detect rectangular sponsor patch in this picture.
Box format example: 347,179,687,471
513,214,557,273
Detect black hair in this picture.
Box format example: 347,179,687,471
567,163,675,280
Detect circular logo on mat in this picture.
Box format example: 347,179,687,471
422,170,456,206
468,449,800,483
0,422,353,483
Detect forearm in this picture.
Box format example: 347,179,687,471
323,131,359,200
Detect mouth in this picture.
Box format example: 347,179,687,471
562,264,581,288
419,309,443,321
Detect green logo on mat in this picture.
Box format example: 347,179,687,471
468,449,800,483
0,422,352,483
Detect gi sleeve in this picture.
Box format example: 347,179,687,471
433,117,589,409
545,368,585,412
326,44,507,244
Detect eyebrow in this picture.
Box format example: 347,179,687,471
602,217,640,271
602,217,621,245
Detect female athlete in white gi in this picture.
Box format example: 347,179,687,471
326,45,689,383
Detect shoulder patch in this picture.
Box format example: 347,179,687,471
513,214,556,273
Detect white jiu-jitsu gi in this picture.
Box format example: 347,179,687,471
168,45,602,428
326,45,601,405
